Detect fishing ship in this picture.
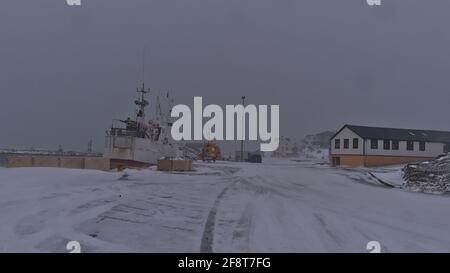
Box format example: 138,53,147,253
104,83,177,169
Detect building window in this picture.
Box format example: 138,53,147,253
370,139,378,149
392,140,399,150
344,139,349,149
335,139,340,149
353,138,359,149
419,141,425,151
383,140,390,150
407,141,414,151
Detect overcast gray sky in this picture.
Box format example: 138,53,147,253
1,0,450,152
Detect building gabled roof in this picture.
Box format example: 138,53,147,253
334,125,450,143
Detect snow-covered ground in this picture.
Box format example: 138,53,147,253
297,148,329,162
1,158,450,253
370,169,405,187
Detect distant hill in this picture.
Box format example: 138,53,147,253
300,130,335,150
271,131,335,160
298,130,335,161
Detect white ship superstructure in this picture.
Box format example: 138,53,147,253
104,83,177,168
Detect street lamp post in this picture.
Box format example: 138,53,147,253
241,96,246,162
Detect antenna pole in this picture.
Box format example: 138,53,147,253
135,48,150,120
142,47,146,90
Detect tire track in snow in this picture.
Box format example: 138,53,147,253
368,172,395,188
199,185,230,253
200,174,273,252
198,164,243,252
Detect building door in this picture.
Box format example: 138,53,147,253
332,156,341,167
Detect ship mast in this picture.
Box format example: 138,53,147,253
135,83,149,121
135,49,150,122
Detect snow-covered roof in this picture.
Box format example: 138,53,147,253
334,125,450,143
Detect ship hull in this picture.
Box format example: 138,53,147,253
104,135,175,167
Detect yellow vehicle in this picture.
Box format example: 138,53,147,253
200,141,221,162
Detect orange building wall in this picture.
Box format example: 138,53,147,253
334,155,365,167
330,154,434,167
364,155,434,167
